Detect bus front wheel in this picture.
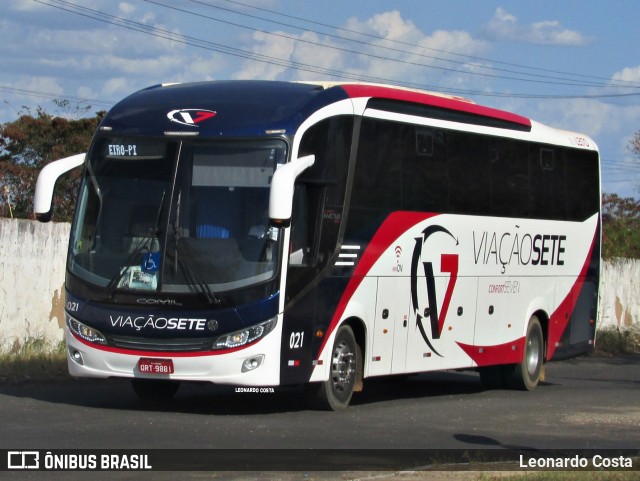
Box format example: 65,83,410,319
306,325,360,410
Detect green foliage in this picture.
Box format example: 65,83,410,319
0,101,104,221
594,327,640,355
601,193,640,259
629,130,640,158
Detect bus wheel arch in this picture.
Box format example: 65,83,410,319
479,311,548,391
342,317,365,393
306,319,364,410
533,309,549,361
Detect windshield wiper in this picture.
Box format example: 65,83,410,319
175,241,221,306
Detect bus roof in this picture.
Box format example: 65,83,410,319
336,83,532,130
99,80,533,138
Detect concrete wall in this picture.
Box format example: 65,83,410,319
0,218,638,351
0,218,69,351
599,258,640,331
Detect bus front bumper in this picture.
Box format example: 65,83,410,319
64,326,281,386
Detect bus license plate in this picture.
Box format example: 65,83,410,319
137,358,174,375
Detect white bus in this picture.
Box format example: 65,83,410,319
34,81,600,409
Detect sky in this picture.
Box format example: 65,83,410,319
2,0,640,196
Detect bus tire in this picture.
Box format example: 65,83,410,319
131,379,180,401
506,315,544,391
306,325,360,410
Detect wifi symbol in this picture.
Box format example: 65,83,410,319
394,245,402,257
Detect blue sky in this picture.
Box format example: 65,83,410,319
2,0,640,196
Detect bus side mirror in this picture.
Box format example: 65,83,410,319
33,153,86,222
268,154,315,227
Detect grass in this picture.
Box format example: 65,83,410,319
480,472,638,481
0,337,69,383
477,473,637,481
593,327,640,356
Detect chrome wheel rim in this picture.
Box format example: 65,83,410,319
331,339,355,393
526,334,541,377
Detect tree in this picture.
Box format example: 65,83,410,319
630,130,640,158
0,102,104,221
601,193,640,259
630,130,640,197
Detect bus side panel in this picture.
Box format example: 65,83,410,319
544,218,599,360
279,282,317,386
549,238,599,360
369,276,411,376
403,276,477,373
279,275,351,385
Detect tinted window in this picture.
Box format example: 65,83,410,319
350,116,599,222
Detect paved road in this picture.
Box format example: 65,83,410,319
1,354,638,477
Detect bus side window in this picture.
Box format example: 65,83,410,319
285,116,352,302
289,185,310,266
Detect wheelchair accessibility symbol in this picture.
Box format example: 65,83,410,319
141,252,160,273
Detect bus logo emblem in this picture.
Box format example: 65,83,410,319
167,109,217,127
410,225,459,356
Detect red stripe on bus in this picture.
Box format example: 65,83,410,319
546,228,598,360
70,331,257,357
340,84,532,128
317,211,437,358
457,337,526,366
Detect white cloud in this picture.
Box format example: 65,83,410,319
481,8,594,46
527,97,640,195
7,0,47,12
527,96,640,146
234,10,487,91
101,77,129,97
612,65,640,83
0,76,64,118
234,30,296,80
358,11,419,42
118,2,136,15
182,54,231,82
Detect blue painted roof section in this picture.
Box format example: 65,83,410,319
100,80,350,137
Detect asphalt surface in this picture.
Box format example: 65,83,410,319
1,354,638,479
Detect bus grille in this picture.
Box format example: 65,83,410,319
108,335,213,352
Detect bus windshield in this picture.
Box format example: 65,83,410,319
69,136,285,299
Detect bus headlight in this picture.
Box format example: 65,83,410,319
212,317,277,350
66,314,107,345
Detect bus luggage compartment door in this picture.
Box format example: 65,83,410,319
369,276,411,376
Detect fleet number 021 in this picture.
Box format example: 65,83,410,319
289,331,304,349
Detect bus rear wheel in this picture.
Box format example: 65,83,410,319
306,325,360,410
506,315,544,390
131,379,180,401
479,315,544,391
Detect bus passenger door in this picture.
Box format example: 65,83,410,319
369,277,411,376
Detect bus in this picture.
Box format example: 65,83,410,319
34,81,600,410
